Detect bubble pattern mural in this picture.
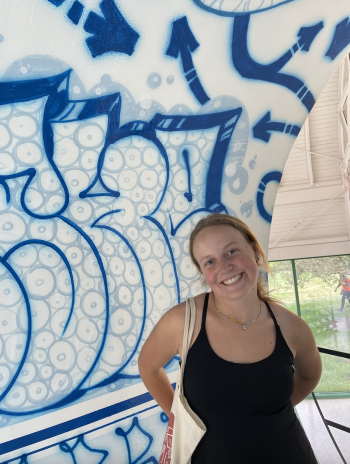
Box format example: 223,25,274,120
1,0,350,462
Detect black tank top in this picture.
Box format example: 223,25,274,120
183,293,318,464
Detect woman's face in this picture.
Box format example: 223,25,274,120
193,225,259,300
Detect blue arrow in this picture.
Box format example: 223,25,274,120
325,18,350,61
166,16,210,105
84,0,140,58
232,16,324,112
298,22,325,51
253,111,301,143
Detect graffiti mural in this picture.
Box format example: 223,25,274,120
0,0,350,461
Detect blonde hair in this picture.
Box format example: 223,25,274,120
189,213,279,306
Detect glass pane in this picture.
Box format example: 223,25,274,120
269,260,298,315
295,256,350,394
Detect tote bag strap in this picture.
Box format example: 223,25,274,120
179,297,196,395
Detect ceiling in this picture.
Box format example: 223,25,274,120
268,55,350,261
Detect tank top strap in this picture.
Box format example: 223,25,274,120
264,301,279,327
201,292,210,328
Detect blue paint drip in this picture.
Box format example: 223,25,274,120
182,149,193,202
256,171,282,223
84,0,140,58
325,18,350,61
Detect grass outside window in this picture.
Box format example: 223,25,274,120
269,257,350,396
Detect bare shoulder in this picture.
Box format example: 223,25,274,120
158,300,187,335
269,302,304,330
268,301,316,356
160,292,207,326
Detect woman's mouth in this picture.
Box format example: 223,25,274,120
221,273,243,286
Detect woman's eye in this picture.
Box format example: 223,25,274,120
205,260,213,266
228,249,235,255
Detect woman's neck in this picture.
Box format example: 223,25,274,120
210,289,261,322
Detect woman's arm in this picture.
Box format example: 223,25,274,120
290,317,322,407
138,302,186,416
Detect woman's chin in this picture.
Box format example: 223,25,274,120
212,275,255,299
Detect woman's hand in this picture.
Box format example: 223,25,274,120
290,317,322,407
138,302,186,416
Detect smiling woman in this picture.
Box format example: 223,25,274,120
138,213,322,464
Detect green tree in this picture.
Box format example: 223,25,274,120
269,255,350,291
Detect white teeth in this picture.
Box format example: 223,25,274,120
222,273,242,285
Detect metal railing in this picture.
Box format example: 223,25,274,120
311,347,350,464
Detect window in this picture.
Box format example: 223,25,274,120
270,255,350,397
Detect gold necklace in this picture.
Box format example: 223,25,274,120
213,293,262,330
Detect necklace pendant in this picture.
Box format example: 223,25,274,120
243,325,247,330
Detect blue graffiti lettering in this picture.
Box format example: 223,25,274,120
150,108,242,213
83,0,140,58
115,416,157,464
0,71,71,218
256,171,282,223
59,435,108,464
0,72,248,414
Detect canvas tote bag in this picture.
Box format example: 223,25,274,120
159,297,207,464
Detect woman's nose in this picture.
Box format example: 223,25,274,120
218,258,232,273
